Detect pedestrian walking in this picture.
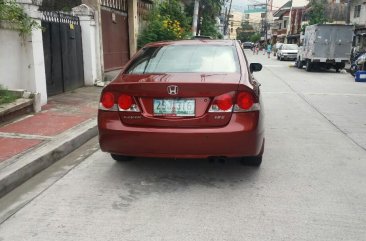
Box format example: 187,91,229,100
267,43,272,58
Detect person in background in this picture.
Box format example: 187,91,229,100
267,43,272,58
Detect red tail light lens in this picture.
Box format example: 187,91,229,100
101,92,115,109
214,94,233,111
118,94,133,110
237,92,254,110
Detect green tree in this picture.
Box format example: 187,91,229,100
186,0,223,38
137,0,191,48
308,0,328,25
237,21,255,42
302,0,328,32
250,33,261,43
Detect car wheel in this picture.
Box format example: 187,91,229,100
111,154,134,162
305,61,312,72
241,155,262,167
277,55,279,60
280,56,283,61
297,59,303,69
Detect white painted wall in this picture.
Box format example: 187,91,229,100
0,28,24,90
73,4,103,85
350,0,366,26
0,1,47,105
0,22,47,105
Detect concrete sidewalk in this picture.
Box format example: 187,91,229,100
0,87,101,197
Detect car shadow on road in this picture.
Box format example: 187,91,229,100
103,158,263,209
107,157,262,191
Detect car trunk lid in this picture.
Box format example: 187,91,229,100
107,73,242,128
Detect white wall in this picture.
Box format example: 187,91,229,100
73,4,103,85
0,1,47,105
0,28,24,90
350,0,366,26
0,25,47,105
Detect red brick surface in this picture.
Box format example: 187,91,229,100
0,138,42,162
0,112,89,136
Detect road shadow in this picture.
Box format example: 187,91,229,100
105,157,262,189
102,157,263,209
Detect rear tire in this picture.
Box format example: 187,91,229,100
296,59,303,69
111,154,134,162
305,61,312,72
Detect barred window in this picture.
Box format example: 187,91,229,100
354,5,361,18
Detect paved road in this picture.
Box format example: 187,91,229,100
1,51,366,241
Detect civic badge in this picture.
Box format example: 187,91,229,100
167,85,178,95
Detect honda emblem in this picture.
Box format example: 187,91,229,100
167,85,178,95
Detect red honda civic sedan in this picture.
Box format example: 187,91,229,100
98,40,264,166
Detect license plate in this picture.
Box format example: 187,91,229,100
153,99,195,116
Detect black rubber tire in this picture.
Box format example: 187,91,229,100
277,55,280,60
305,61,312,72
241,156,262,167
111,154,134,162
296,59,303,69
280,56,283,61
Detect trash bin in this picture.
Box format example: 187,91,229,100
355,71,366,82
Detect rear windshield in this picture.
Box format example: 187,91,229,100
125,45,240,74
282,44,298,50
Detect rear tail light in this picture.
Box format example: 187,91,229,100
99,92,140,112
237,92,254,110
118,94,133,110
209,90,259,113
209,93,234,112
118,94,140,112
100,92,116,110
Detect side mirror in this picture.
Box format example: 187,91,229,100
250,63,262,73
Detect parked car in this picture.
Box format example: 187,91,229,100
243,42,254,49
273,42,283,56
98,40,265,166
277,44,298,61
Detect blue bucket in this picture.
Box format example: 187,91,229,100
355,71,366,82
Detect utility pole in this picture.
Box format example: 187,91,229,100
192,0,199,36
225,0,233,38
265,0,268,43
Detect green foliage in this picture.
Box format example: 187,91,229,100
0,85,18,105
0,0,41,37
250,33,261,43
199,0,223,38
137,0,191,48
307,0,328,25
237,21,256,42
185,0,223,39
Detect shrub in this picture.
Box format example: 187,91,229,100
0,0,41,37
0,85,18,105
137,0,191,48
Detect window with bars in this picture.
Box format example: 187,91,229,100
354,5,361,18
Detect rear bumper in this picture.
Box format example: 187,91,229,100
282,55,297,59
98,111,264,158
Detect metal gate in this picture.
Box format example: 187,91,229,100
42,12,84,96
101,0,130,71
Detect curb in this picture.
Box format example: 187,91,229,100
0,119,98,198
